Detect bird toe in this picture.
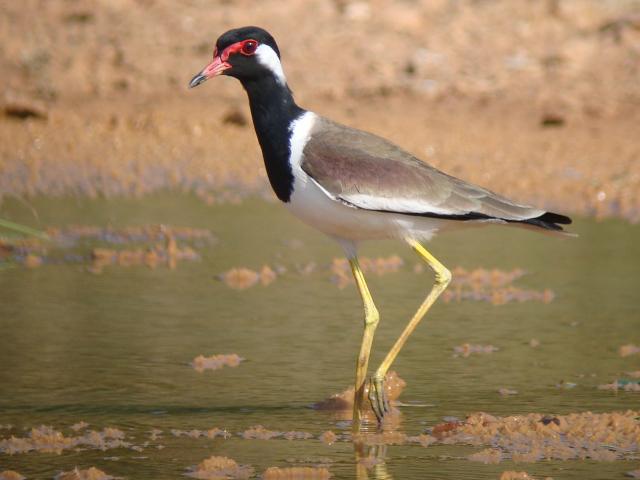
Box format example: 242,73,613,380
368,375,390,424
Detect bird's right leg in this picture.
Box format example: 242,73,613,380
368,239,451,423
348,256,380,432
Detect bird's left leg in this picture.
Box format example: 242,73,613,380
348,256,380,431
369,238,451,422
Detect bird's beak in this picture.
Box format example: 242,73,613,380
189,55,230,88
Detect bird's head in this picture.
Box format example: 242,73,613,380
189,26,286,88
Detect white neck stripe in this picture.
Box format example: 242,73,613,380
255,44,287,85
288,112,316,171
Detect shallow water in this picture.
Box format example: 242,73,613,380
0,195,638,479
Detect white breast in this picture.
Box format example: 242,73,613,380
284,111,446,246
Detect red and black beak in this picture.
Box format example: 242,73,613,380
189,55,230,88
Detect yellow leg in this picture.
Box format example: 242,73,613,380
369,239,451,422
349,257,380,432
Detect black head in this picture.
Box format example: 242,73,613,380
189,26,286,88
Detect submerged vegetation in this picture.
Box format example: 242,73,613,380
0,217,49,240
0,224,214,271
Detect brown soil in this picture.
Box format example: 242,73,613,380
1,1,639,220
0,224,212,271
0,472,25,480
1,410,638,463
0,425,129,455
186,456,254,479
262,467,331,479
436,410,640,462
55,467,113,480
190,353,244,372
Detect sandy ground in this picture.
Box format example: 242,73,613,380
1,0,639,220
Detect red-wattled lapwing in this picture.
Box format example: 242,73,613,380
189,26,572,430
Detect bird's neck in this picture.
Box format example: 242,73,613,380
241,76,305,202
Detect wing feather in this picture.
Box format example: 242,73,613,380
301,117,545,221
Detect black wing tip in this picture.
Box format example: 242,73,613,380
536,211,572,225
361,206,573,232
522,211,572,231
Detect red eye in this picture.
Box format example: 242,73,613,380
241,40,258,55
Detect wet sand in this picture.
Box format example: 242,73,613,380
2,408,638,465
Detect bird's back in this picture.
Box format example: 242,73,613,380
300,116,570,231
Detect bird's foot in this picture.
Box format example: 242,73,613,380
368,374,390,424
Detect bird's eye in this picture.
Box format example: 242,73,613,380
241,40,258,55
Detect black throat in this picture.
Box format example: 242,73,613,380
241,76,305,202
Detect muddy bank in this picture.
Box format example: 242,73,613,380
2,409,638,461
2,96,639,222
1,0,639,221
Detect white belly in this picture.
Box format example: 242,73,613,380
286,172,445,243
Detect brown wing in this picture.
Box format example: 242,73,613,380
301,116,545,221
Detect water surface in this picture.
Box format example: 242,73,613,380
0,195,638,479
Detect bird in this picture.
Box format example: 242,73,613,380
189,26,572,430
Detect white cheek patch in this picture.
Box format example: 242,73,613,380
255,44,287,85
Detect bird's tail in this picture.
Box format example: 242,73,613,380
515,211,573,233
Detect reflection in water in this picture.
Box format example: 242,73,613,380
355,442,393,480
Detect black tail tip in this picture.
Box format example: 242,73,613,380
537,211,572,225
525,211,572,231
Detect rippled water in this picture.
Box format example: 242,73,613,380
0,195,638,479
